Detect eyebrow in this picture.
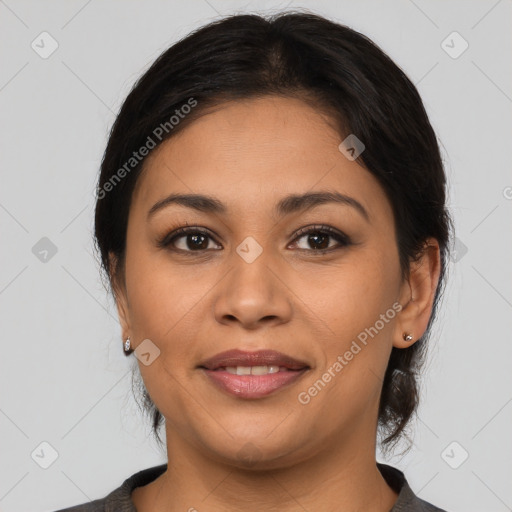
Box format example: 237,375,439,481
147,191,370,222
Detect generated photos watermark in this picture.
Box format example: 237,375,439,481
97,97,198,200
297,301,402,405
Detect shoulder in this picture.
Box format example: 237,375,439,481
52,464,168,512
53,497,106,512
378,463,449,512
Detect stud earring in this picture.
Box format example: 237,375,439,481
124,337,132,354
402,332,413,342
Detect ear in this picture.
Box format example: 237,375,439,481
393,238,442,348
108,251,131,338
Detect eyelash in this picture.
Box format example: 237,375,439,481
157,224,352,255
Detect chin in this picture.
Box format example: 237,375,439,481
197,427,311,471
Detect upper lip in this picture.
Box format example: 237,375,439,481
199,349,309,371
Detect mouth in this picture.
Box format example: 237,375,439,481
198,349,310,399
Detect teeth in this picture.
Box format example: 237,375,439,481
224,365,285,375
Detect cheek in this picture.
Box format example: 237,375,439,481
297,248,400,403
296,247,400,339
126,234,187,304
123,246,212,359
124,251,207,423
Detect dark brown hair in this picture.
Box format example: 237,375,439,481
94,11,452,451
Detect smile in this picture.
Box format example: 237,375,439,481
198,349,310,399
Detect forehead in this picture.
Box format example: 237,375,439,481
132,96,389,220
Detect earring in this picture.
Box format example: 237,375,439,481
124,337,132,354
402,332,413,342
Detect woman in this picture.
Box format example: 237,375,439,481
58,11,451,512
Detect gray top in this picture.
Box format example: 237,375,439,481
54,463,448,511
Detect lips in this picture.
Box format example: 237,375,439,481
199,349,309,371
198,349,310,399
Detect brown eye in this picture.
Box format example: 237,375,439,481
291,225,351,253
180,233,210,250
158,227,222,252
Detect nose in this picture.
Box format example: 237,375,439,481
213,252,293,330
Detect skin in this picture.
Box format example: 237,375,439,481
112,95,441,512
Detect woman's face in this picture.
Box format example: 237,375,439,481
114,95,421,468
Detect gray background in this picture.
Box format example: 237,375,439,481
1,1,511,511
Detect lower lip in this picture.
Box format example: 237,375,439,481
201,369,308,399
